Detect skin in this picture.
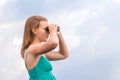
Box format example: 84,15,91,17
24,21,69,70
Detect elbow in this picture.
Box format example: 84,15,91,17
64,50,69,59
63,53,69,59
65,54,69,59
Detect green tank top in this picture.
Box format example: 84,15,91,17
24,50,56,80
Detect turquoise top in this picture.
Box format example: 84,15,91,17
24,51,56,80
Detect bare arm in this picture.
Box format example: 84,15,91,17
45,31,69,61
28,24,59,56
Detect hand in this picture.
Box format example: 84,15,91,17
48,24,58,33
57,30,62,36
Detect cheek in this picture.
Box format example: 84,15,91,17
37,30,46,37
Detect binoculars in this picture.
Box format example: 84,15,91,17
45,26,60,32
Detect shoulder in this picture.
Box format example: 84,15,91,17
26,45,36,57
27,43,43,56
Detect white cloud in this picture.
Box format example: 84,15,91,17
54,9,89,27
0,0,7,6
13,36,22,46
0,36,4,44
0,0,16,6
44,0,56,5
91,26,108,54
91,11,97,16
0,68,11,79
114,0,120,4
0,58,27,80
0,20,24,29
65,34,80,50
88,1,111,16
0,22,14,29
0,0,17,21
1,67,7,73
111,65,120,80
12,59,27,79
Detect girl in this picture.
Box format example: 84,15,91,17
21,15,69,80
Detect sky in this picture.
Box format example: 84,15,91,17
0,0,120,80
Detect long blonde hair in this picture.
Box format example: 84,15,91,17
21,15,47,58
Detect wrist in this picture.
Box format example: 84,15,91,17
57,31,62,35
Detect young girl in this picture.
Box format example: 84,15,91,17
21,15,69,80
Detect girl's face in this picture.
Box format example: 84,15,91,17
34,21,49,42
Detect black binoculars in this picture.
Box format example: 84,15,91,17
45,26,60,32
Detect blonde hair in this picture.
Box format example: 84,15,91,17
21,15,47,58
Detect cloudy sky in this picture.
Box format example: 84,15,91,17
0,0,120,80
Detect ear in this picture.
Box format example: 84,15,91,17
32,27,38,34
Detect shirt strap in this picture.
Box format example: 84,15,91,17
24,49,28,69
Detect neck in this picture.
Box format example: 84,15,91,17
31,38,41,44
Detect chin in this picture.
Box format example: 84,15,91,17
43,39,47,42
42,37,48,42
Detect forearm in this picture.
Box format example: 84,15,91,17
57,32,69,58
49,32,59,44
48,24,59,44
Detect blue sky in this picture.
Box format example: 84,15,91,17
0,0,120,80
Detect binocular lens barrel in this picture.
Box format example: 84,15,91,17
45,26,60,32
